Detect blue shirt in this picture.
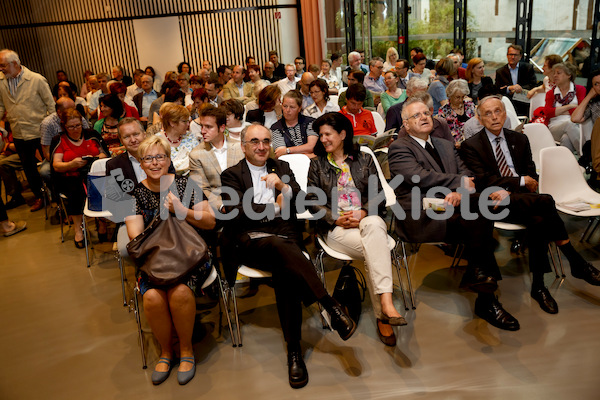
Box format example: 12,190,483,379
508,63,520,93
141,90,158,118
364,75,386,94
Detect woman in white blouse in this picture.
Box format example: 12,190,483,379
303,79,340,119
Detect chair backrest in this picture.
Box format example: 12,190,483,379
278,153,311,191
90,158,110,174
329,95,339,105
522,123,555,171
359,146,396,207
371,110,386,136
528,92,546,120
376,102,385,118
501,96,521,129
539,146,588,203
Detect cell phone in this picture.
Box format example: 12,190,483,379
82,156,94,162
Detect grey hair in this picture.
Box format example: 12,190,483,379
446,79,470,98
141,74,154,83
401,96,429,120
348,51,361,62
369,57,384,67
476,95,505,117
551,62,577,82
0,49,20,66
406,77,428,92
241,122,271,144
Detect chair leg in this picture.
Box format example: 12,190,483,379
82,216,91,268
315,249,330,329
116,252,127,307
231,285,242,347
218,278,237,347
580,218,596,242
133,284,147,369
400,241,417,310
585,218,600,243
392,245,409,311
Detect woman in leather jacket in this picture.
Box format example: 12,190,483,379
307,112,406,347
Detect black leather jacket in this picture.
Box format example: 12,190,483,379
307,149,385,233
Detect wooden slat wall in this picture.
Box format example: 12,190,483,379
0,0,286,88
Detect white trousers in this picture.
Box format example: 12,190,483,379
549,119,580,155
325,215,394,319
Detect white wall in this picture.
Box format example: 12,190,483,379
277,0,300,65
133,17,184,81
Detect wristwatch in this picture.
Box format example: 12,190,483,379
286,148,290,154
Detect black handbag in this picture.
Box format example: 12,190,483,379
126,213,210,286
332,264,366,325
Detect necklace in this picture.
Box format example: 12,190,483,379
166,134,182,144
66,132,83,143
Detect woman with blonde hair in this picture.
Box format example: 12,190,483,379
383,47,399,72
157,103,199,173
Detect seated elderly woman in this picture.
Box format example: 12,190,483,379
572,70,600,178
245,84,282,129
543,62,586,154
271,90,317,158
409,53,432,82
437,79,476,145
52,109,109,247
303,78,340,119
527,54,563,99
307,112,407,347
157,102,199,174
428,57,457,114
125,135,215,385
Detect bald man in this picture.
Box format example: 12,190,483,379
298,72,315,109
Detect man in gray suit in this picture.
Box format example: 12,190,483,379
388,96,520,331
188,105,244,212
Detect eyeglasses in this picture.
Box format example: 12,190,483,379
244,138,271,147
309,90,322,96
121,131,144,141
65,123,82,130
406,111,432,120
141,154,168,164
294,61,304,65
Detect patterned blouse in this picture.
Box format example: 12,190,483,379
327,153,361,214
156,131,199,174
437,100,476,144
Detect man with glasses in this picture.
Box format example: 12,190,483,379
220,123,357,389
294,56,305,78
132,74,158,128
389,97,520,332
495,44,537,115
363,57,386,95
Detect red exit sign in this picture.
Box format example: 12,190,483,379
275,11,281,19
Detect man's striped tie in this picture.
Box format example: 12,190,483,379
495,137,514,177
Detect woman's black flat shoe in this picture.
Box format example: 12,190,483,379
74,239,85,249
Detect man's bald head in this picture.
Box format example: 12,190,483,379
299,72,315,94
56,96,75,115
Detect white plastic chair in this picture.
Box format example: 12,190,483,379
539,146,600,241
360,146,396,207
522,123,556,172
501,96,522,129
279,153,313,219
372,111,386,137
376,102,385,118
83,158,112,268
528,92,546,121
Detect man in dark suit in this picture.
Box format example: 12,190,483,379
106,118,146,196
494,44,537,116
460,96,600,314
220,123,356,389
388,97,520,331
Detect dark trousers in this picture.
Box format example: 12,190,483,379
0,197,8,221
13,138,42,198
236,233,328,344
500,193,568,274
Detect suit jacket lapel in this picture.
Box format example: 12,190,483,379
240,159,253,191
477,130,501,174
408,136,442,173
503,130,522,173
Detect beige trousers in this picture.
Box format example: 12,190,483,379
325,215,394,319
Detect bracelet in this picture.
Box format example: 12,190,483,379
286,148,290,154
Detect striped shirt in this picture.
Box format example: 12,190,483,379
8,68,24,97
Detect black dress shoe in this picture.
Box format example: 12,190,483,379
5,195,25,210
376,319,397,346
474,296,520,331
460,268,498,293
74,239,85,249
531,287,559,314
571,262,600,286
287,350,308,389
328,300,357,341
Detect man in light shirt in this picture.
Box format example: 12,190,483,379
364,57,386,95
298,72,315,110
132,74,158,128
126,69,144,100
223,65,253,104
277,64,299,97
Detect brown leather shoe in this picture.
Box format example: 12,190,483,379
30,198,44,212
377,319,396,346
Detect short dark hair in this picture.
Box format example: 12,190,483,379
411,47,423,54
412,53,427,65
206,77,220,86
133,69,145,78
508,44,523,55
192,88,208,101
99,93,124,118
160,80,179,96
258,85,282,111
56,70,66,75
309,79,330,101
346,83,366,102
245,56,255,64
217,65,230,75
199,104,227,127
220,99,245,121
164,87,185,103
190,75,203,85
348,70,365,83
331,53,341,63
295,56,306,64
312,112,356,157
109,82,127,94
177,61,192,73
248,64,261,73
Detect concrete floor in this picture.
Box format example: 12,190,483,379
1,202,600,400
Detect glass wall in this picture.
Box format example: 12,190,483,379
407,0,454,61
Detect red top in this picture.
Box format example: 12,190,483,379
543,84,586,120
339,107,377,136
55,134,102,176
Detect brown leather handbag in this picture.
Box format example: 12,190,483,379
126,213,210,286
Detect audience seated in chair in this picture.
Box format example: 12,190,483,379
339,83,377,136
270,90,317,158
220,123,357,389
125,135,215,386
157,102,199,174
